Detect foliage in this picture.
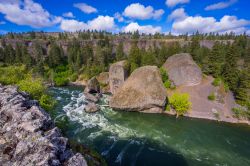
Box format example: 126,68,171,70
164,80,171,89
39,94,56,111
212,78,222,87
232,107,250,120
18,76,45,100
169,93,192,117
160,67,168,82
0,65,26,85
208,92,216,101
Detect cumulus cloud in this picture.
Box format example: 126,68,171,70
168,8,187,21
123,22,161,34
170,8,250,34
73,3,97,14
166,0,190,7
123,3,164,20
0,0,61,28
63,12,74,18
205,0,237,11
60,15,115,32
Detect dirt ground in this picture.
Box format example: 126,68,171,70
166,76,250,125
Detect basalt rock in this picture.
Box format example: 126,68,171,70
96,72,110,94
109,60,128,94
163,53,202,86
109,66,167,113
0,84,87,166
84,77,100,94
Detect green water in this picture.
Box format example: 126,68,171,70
49,86,250,166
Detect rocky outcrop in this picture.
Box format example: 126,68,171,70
109,60,128,94
84,77,100,93
84,103,100,113
96,72,110,94
109,66,167,113
163,53,202,86
0,85,87,166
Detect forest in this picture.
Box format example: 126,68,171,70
0,31,249,118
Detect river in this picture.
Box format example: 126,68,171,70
48,86,250,166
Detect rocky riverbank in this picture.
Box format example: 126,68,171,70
0,84,88,166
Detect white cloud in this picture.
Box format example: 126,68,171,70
166,0,190,7
205,0,237,11
168,8,187,21
123,22,162,34
63,12,74,18
170,8,250,34
114,12,125,22
0,0,61,28
73,3,97,14
60,15,115,32
123,3,164,20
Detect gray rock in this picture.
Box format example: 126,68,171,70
84,92,99,103
0,84,88,165
162,53,202,86
65,153,88,166
85,102,100,113
109,66,167,113
109,60,128,94
84,77,100,93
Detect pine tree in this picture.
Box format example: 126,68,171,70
222,45,239,92
116,42,125,61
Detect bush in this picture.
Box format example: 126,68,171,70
208,92,216,101
232,107,250,119
0,65,27,85
54,76,69,86
18,76,45,100
160,67,168,82
212,78,222,87
164,80,171,89
169,93,192,117
39,94,56,111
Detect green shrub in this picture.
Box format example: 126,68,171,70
212,78,222,87
39,94,56,111
70,73,78,82
164,80,171,89
232,107,250,119
18,76,45,100
208,92,216,101
169,93,192,117
54,76,69,86
160,67,168,82
0,65,27,85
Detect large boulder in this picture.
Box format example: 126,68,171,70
84,76,100,93
96,72,110,94
162,53,202,86
109,60,128,94
109,66,167,113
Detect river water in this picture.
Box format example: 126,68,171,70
48,86,250,166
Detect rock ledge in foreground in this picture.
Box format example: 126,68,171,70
0,84,87,166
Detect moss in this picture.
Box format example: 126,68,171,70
208,92,216,101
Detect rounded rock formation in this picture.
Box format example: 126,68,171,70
162,53,202,86
109,66,167,113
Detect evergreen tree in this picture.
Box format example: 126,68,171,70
116,42,125,61
128,43,141,72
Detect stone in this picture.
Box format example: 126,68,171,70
162,53,202,86
97,72,110,94
109,66,167,113
109,60,128,94
84,77,100,93
85,102,100,113
0,84,87,165
84,92,99,103
65,153,88,166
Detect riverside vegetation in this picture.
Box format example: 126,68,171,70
0,31,249,118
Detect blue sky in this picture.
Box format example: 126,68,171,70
0,0,249,35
